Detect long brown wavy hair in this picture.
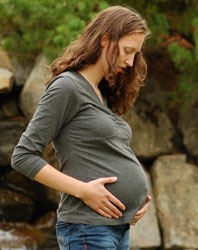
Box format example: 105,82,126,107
46,6,151,115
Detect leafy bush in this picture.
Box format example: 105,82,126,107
0,0,109,61
168,18,198,110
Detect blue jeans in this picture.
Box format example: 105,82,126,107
56,220,130,250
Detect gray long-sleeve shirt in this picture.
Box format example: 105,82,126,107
11,71,148,225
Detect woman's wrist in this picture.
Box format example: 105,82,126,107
74,181,87,199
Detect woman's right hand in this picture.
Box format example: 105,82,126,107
79,177,125,219
33,165,125,219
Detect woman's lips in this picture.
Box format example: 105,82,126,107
118,67,124,73
117,66,127,73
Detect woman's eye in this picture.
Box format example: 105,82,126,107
125,49,134,55
125,50,131,54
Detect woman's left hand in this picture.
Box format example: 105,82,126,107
130,195,152,226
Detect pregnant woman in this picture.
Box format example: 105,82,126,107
12,5,151,250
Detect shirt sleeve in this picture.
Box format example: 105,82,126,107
11,75,80,180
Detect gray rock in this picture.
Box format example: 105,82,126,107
151,154,198,249
0,221,46,249
9,54,33,86
19,54,49,120
0,108,4,120
0,189,34,222
178,104,198,157
0,68,14,94
0,120,26,165
124,108,176,159
123,77,177,159
138,77,169,111
130,169,161,249
6,170,60,207
34,211,56,229
1,99,20,118
0,47,13,71
34,212,59,250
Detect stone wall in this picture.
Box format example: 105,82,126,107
0,49,198,249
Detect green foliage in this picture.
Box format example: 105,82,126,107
192,18,198,63
0,0,109,61
167,18,198,109
146,12,169,48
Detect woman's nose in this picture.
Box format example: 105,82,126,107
125,56,134,67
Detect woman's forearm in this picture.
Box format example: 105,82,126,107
34,164,85,198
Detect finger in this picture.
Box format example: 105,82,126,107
131,215,142,223
140,195,152,208
131,216,140,222
97,208,112,219
133,213,144,220
135,209,145,217
135,198,151,216
144,195,152,205
105,201,122,218
135,207,147,216
108,193,125,211
131,217,140,224
102,205,120,219
135,209,146,216
100,176,118,184
147,195,152,201
131,220,138,224
136,202,149,216
144,195,152,206
130,222,136,226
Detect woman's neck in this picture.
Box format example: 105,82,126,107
78,61,104,89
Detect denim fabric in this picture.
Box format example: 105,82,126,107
56,220,130,250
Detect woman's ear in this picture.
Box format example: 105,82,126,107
100,32,109,48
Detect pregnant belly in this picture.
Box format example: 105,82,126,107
105,162,149,211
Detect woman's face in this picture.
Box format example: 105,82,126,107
116,32,145,73
100,32,145,76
